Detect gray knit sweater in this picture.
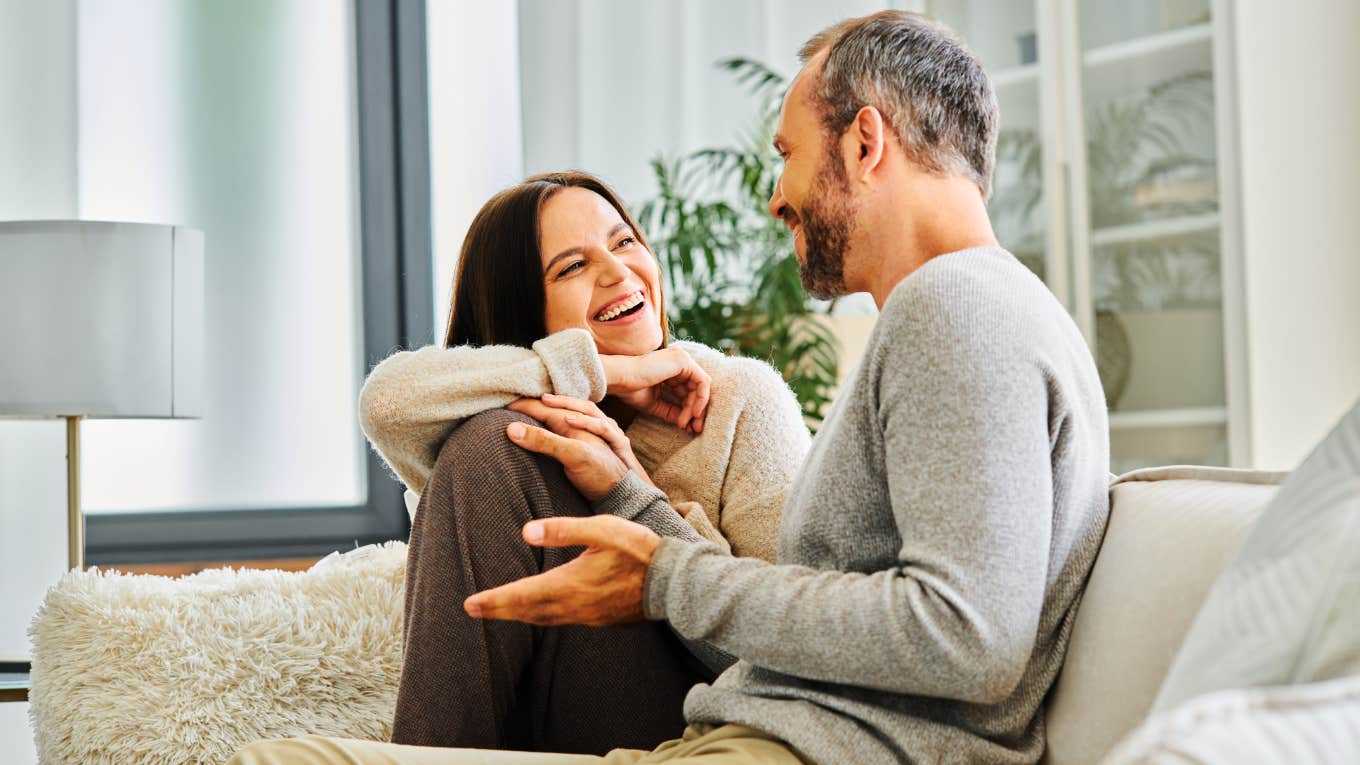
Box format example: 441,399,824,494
600,247,1110,764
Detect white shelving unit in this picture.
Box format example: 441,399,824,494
1091,212,1220,247
931,0,1244,470
1108,406,1227,430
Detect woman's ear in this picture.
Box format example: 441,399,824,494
852,105,887,182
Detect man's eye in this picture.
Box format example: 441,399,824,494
614,236,636,249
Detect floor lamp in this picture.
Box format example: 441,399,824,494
0,221,204,570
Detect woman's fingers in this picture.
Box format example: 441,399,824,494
508,397,615,440
685,374,710,433
564,413,623,449
540,392,607,419
506,398,556,422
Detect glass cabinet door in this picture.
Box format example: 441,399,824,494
925,2,1055,287
1073,0,1227,472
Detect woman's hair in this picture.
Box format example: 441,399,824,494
443,170,667,349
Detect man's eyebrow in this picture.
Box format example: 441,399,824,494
544,223,633,273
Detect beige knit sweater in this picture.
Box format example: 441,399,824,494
357,329,810,562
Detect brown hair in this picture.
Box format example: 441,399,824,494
443,171,667,349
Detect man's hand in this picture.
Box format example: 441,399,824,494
503,414,628,502
463,515,660,626
600,347,711,433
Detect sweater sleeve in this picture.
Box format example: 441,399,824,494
358,329,606,494
638,287,1056,703
670,501,732,555
711,359,810,563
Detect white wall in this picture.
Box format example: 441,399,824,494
0,0,79,668
0,5,77,761
1231,0,1360,470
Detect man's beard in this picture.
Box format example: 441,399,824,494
796,147,855,300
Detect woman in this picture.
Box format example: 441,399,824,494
357,172,810,755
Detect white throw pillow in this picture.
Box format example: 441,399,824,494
28,542,407,765
1153,399,1360,714
1101,675,1360,765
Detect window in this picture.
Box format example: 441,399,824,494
84,0,431,564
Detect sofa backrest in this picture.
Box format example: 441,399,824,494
1042,466,1286,765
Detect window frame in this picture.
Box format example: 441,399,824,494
86,0,433,565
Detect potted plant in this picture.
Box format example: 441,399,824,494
639,59,839,429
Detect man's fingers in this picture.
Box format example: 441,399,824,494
464,570,564,624
506,421,577,461
564,413,616,444
521,514,639,550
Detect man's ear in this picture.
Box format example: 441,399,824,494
851,105,886,181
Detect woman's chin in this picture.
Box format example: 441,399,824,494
591,319,663,356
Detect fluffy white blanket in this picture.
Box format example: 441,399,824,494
28,542,407,765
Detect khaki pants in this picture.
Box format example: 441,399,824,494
226,724,806,765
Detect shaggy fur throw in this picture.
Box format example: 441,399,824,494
28,542,407,765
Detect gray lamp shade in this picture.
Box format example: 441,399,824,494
0,220,204,419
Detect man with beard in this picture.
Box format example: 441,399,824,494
229,10,1110,765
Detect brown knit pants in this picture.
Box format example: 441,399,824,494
391,409,715,755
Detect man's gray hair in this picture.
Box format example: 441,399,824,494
800,11,998,198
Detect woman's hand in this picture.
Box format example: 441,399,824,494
507,395,656,488
600,347,711,433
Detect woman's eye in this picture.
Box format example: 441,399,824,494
614,236,636,249
559,261,584,276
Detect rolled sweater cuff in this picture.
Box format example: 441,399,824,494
531,329,606,402
642,536,696,621
592,472,704,540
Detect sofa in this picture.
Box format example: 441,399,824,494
26,463,1360,764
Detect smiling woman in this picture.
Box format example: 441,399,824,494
445,173,666,355
354,169,812,754
539,189,664,355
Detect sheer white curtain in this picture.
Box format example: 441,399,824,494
427,0,524,341
425,1,920,342
516,0,913,205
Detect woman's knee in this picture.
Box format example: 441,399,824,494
419,408,565,528
435,405,541,470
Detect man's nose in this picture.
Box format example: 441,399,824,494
767,177,787,221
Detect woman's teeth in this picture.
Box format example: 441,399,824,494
595,291,644,322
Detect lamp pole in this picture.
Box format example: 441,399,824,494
65,415,83,571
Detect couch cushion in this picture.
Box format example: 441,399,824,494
28,542,407,765
1100,674,1360,765
1042,467,1285,765
1153,401,1360,714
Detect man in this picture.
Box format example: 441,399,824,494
230,10,1109,765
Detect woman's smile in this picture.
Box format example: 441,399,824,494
592,290,649,325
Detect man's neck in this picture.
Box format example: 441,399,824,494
858,179,999,310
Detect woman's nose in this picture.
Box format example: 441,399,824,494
598,251,630,285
